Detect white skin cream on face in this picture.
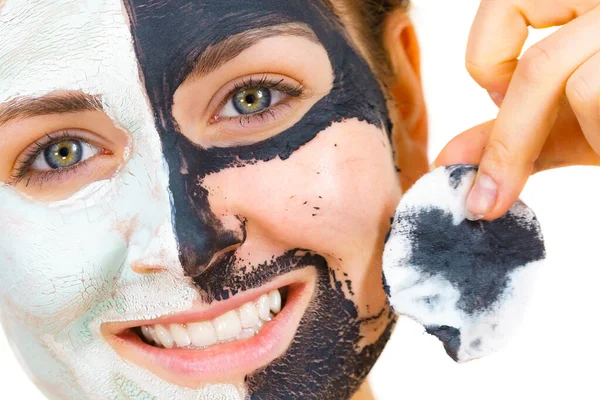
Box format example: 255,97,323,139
0,0,244,398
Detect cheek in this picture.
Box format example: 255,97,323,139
0,148,171,332
0,186,126,323
203,119,401,306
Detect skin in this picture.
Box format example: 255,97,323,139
0,1,426,399
435,0,600,221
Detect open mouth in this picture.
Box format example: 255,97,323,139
132,287,289,349
103,268,315,388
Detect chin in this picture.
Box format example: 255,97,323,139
4,253,394,400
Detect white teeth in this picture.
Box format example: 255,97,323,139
269,290,282,313
154,324,174,349
214,310,242,341
257,294,271,321
141,326,154,343
148,326,161,346
238,329,256,339
169,324,191,347
188,322,218,347
139,288,284,349
239,302,260,329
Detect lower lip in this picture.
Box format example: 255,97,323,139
108,281,313,387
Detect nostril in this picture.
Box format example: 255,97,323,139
131,263,168,275
203,242,242,272
179,215,247,279
425,325,462,361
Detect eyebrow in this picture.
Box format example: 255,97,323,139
185,22,320,81
0,91,103,126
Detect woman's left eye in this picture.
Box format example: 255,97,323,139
218,87,285,118
31,139,99,171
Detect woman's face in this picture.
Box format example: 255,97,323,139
0,0,406,398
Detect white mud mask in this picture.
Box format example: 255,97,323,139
0,0,243,398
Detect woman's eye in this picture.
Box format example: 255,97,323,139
31,139,99,171
218,87,285,118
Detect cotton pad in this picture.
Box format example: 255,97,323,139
383,164,546,362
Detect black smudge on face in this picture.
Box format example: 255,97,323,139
193,250,303,302
124,0,388,275
250,279,394,400
193,249,395,399
403,207,545,315
123,1,392,398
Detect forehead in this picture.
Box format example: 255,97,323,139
124,0,344,107
0,0,337,93
0,0,345,121
0,0,158,135
0,1,134,101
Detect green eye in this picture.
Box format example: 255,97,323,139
29,138,99,172
217,79,291,120
232,87,272,115
44,140,83,169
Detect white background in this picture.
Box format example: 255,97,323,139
2,1,599,399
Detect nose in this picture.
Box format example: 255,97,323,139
425,325,462,361
165,138,246,280
128,219,183,276
175,209,246,279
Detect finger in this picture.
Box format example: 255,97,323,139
566,50,600,156
432,120,493,168
466,0,592,98
466,1,528,96
534,102,600,172
468,4,600,220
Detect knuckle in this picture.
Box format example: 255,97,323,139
465,59,495,85
482,137,535,171
566,72,597,112
516,44,554,84
482,138,513,169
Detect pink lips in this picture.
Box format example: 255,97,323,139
103,268,316,388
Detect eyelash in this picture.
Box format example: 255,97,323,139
212,75,307,126
8,77,305,187
10,131,100,187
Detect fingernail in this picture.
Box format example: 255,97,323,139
467,173,497,217
488,91,504,107
465,212,484,222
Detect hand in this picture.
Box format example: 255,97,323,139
434,0,600,220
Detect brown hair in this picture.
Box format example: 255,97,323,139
327,0,410,80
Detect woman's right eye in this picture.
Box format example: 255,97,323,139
31,138,100,171
1,112,126,199
9,130,114,188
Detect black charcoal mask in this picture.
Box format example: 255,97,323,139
124,1,394,398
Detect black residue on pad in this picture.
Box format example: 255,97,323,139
403,207,545,315
426,325,461,361
384,217,394,244
384,164,547,363
382,271,391,298
447,164,477,189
